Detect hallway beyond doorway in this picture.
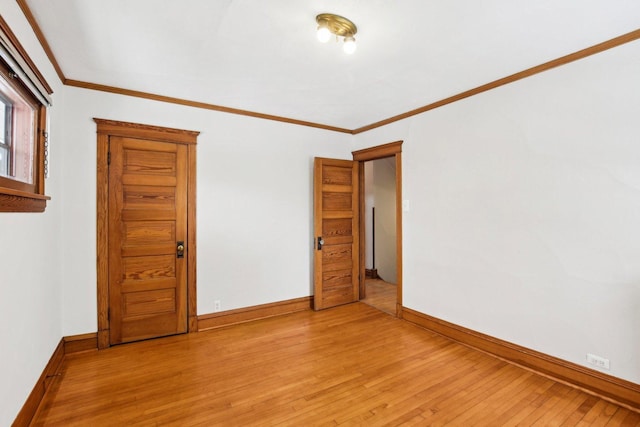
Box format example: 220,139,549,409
361,278,396,315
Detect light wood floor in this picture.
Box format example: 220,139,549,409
361,278,397,315
32,303,639,426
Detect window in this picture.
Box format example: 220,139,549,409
0,93,11,177
0,63,37,186
0,17,52,212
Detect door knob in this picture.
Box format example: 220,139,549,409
177,241,185,258
317,236,324,250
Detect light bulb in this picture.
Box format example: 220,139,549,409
343,36,357,54
317,26,331,43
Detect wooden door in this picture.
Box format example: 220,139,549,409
108,136,188,344
313,158,359,310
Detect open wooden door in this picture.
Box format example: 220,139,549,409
313,158,359,310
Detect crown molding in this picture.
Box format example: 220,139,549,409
67,79,353,134
352,28,640,134
15,1,640,135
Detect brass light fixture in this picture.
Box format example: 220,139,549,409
316,13,358,54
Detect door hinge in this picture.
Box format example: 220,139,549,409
107,151,111,165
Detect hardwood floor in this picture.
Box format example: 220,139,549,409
32,303,639,426
361,278,396,315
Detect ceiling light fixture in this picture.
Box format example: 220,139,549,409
316,13,358,54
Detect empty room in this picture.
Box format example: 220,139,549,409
1,1,639,425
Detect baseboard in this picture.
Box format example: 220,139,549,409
12,339,65,427
12,331,99,426
198,296,313,331
64,332,98,354
402,307,640,410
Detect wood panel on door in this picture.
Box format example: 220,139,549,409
109,136,188,344
313,158,359,310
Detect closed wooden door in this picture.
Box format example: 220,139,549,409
313,158,360,310
108,136,188,344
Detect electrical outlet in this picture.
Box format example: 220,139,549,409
214,300,221,312
586,353,610,370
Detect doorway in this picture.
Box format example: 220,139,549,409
353,141,403,317
95,119,199,348
361,158,397,315
312,141,402,315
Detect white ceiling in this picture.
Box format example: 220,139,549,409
25,0,640,130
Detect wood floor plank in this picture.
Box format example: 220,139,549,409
561,396,603,426
531,388,591,426
353,353,503,421
618,410,640,426
447,370,540,425
333,349,495,425
520,383,576,425
420,364,528,424
578,400,616,426
474,372,546,424
30,303,640,426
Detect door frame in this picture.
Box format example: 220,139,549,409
352,141,403,317
95,118,199,349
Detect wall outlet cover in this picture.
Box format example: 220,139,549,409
586,353,610,370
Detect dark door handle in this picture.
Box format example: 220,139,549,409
317,236,324,250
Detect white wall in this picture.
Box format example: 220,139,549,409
353,40,640,384
0,1,65,424
58,87,352,335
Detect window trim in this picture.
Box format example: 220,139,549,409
0,16,52,212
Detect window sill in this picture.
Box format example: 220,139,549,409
0,187,50,212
